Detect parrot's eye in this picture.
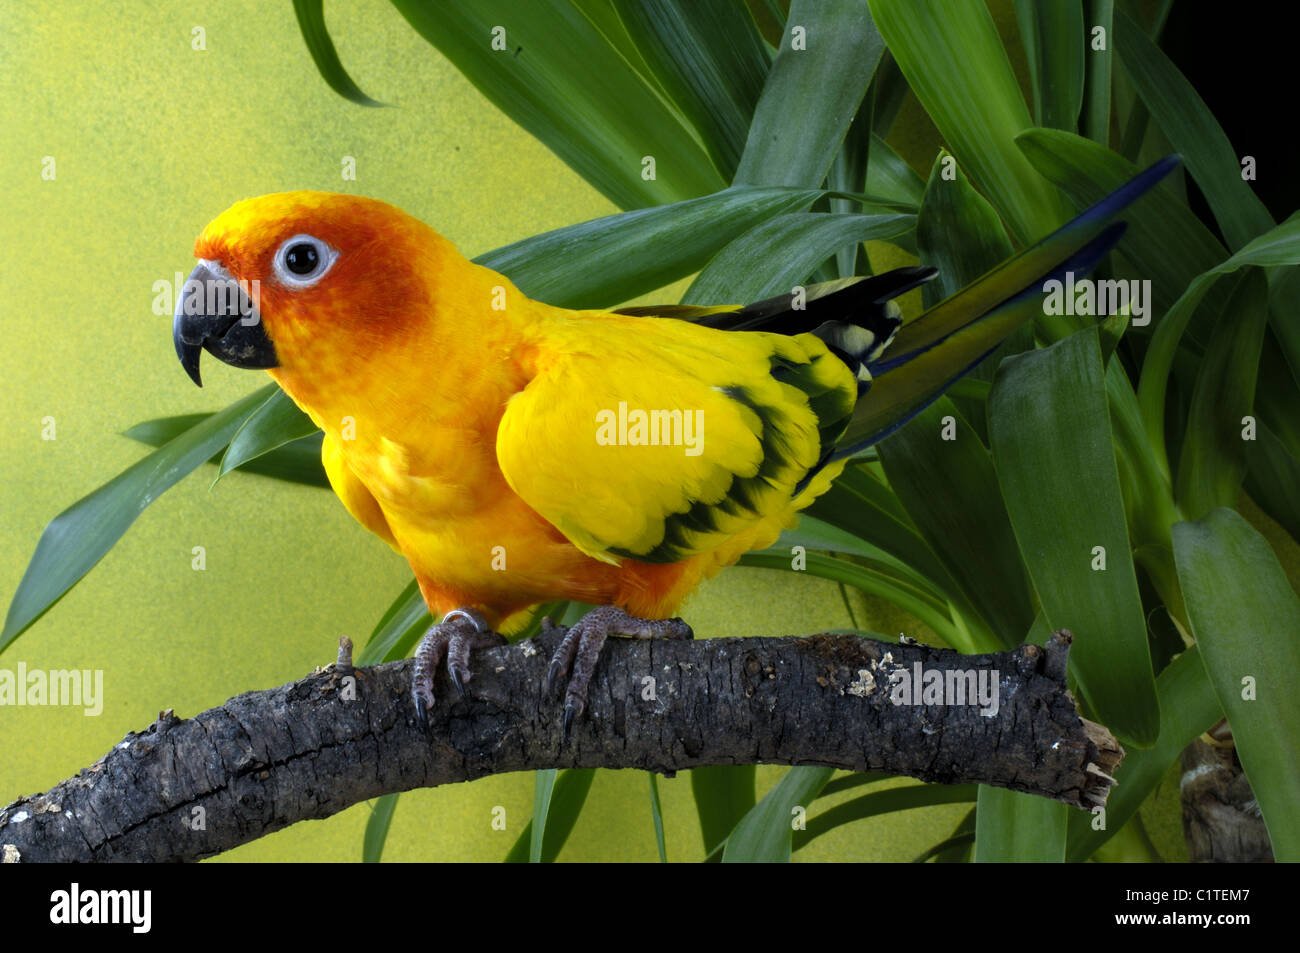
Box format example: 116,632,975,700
273,234,339,288
285,243,318,275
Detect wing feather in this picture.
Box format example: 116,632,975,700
496,317,854,564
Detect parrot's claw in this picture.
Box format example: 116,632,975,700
544,658,565,694
547,606,693,737
411,608,505,726
412,682,437,730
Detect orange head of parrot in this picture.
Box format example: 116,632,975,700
173,191,443,387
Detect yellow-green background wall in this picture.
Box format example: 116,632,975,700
1,0,1186,861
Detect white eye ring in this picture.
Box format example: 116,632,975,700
273,234,339,288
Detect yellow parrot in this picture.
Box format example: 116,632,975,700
172,158,1176,729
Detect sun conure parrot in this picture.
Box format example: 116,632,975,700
173,156,1177,730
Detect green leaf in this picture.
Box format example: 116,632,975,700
217,386,321,483
389,0,723,210
1113,9,1272,251
1175,269,1269,518
747,539,943,620
1173,508,1300,861
123,414,329,488
1245,421,1300,543
1014,0,1084,132
477,185,819,309
357,578,430,667
362,794,399,863
1219,214,1300,266
775,514,944,597
121,413,214,444
878,399,1033,651
2,385,274,652
1066,644,1220,861
685,211,915,303
733,0,884,188
723,766,834,862
1104,361,1180,557
530,769,558,863
868,50,908,137
571,0,675,101
691,765,756,857
795,473,987,642
828,95,875,277
1138,214,1300,477
989,330,1159,746
973,786,1067,862
744,0,787,48
915,152,1015,305
1256,348,1300,460
739,550,968,650
614,0,770,180
505,768,598,863
865,134,924,209
1090,814,1162,862
1082,0,1113,144
791,783,977,852
869,0,1070,243
807,468,967,611
292,0,384,106
648,773,668,862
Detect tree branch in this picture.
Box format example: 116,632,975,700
0,626,1119,862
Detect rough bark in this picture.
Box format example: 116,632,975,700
1,626,1119,862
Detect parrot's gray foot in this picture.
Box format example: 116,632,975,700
411,608,506,727
545,606,693,737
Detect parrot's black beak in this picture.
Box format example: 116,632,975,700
172,262,278,387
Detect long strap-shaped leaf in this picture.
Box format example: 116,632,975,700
989,329,1159,748
1137,213,1300,478
869,0,1072,244
292,0,385,106
1173,509,1300,862
614,0,770,180
1113,10,1271,252
684,211,915,304
389,0,723,210
477,185,819,308
733,0,884,188
1013,0,1084,133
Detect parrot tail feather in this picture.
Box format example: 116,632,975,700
687,266,940,388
